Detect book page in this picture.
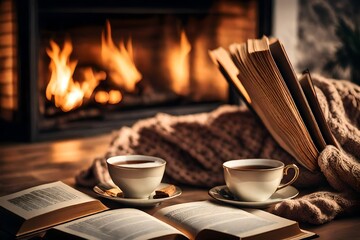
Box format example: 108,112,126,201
231,40,299,162
252,37,319,169
51,209,186,240
209,47,259,118
209,47,252,106
269,39,327,152
299,71,340,148
154,201,298,239
0,181,97,219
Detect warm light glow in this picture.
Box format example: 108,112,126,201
46,39,107,112
50,141,83,163
101,20,142,92
169,29,191,95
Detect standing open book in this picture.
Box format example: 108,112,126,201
209,36,339,172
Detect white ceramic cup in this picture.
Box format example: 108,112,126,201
223,159,299,202
106,155,166,199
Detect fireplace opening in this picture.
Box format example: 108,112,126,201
0,0,271,141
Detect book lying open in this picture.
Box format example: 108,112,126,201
44,201,315,240
0,181,108,239
0,182,316,240
209,36,339,172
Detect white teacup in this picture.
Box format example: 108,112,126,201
106,155,166,199
223,159,299,202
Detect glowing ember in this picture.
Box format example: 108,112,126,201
108,90,122,104
169,29,191,95
94,90,122,105
94,91,109,104
101,20,142,92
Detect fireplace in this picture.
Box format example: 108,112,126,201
0,0,271,142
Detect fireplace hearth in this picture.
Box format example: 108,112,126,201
0,0,271,142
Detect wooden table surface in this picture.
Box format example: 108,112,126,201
0,133,359,239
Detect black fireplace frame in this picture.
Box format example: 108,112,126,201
3,0,272,142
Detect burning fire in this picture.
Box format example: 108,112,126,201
46,39,83,112
46,39,109,112
45,21,195,112
101,20,142,92
169,29,191,95
46,20,144,111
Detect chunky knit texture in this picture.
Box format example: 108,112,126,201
76,75,360,224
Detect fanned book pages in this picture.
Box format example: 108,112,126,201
209,36,339,172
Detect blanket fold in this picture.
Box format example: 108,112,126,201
76,75,360,224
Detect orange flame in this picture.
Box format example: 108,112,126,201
46,39,107,112
46,39,83,112
169,30,191,95
80,68,107,99
101,20,142,92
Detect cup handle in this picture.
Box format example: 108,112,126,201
277,164,299,190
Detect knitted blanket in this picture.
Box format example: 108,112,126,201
76,74,360,224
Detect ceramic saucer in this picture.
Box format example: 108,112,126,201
208,185,299,209
93,182,182,207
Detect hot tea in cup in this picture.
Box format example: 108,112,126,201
223,159,299,202
106,155,166,199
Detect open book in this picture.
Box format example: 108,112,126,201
44,201,315,240
1,183,315,239
0,181,108,239
209,36,339,171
